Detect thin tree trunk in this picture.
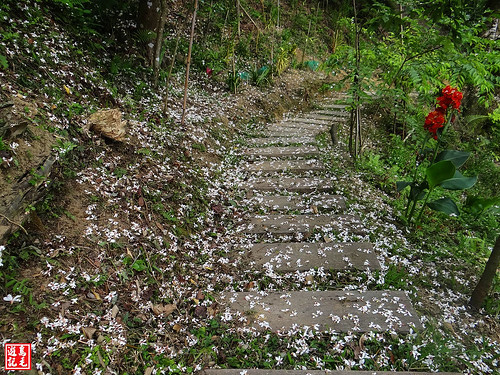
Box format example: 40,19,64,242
163,31,181,114
153,0,168,88
181,0,198,127
350,0,361,159
277,0,280,28
232,53,237,94
236,0,241,37
400,3,404,45
221,9,230,43
469,235,500,310
349,109,354,156
301,19,312,65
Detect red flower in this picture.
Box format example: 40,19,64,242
451,91,463,109
206,67,213,77
437,85,462,110
424,107,446,139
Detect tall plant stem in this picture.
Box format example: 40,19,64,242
405,134,431,219
415,187,433,226
181,0,198,127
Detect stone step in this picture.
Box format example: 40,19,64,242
301,114,341,122
203,370,461,375
313,109,349,117
246,194,346,212
246,137,317,147
322,103,348,110
242,214,365,235
221,290,423,332
265,126,325,135
243,146,319,158
240,177,335,193
241,160,324,173
288,117,331,125
262,130,322,137
272,122,328,131
246,242,379,271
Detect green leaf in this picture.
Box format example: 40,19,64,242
466,196,500,214
435,150,471,168
426,160,456,189
427,198,459,216
397,181,412,191
131,259,147,272
409,182,428,200
440,171,477,190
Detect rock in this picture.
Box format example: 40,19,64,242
87,109,126,141
82,327,97,339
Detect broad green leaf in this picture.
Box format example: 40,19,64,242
426,160,456,189
440,171,477,190
397,181,412,192
435,150,471,168
427,197,459,216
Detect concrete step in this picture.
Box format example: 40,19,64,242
246,137,317,147
240,177,335,193
241,160,324,174
221,290,423,332
243,145,319,158
246,242,379,271
301,113,333,120
271,122,328,131
322,103,348,110
262,130,322,137
246,194,346,212
203,370,460,375
288,117,331,125
242,214,365,235
312,109,349,116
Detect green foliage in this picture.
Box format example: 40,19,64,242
250,65,271,86
0,136,8,151
426,160,455,189
465,196,500,217
0,54,8,69
226,71,241,93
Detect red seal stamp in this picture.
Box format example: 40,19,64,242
5,343,31,370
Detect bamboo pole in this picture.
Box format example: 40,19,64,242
181,0,198,127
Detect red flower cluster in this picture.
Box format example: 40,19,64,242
437,85,463,110
424,86,463,139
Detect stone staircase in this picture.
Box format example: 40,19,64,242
201,97,461,375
